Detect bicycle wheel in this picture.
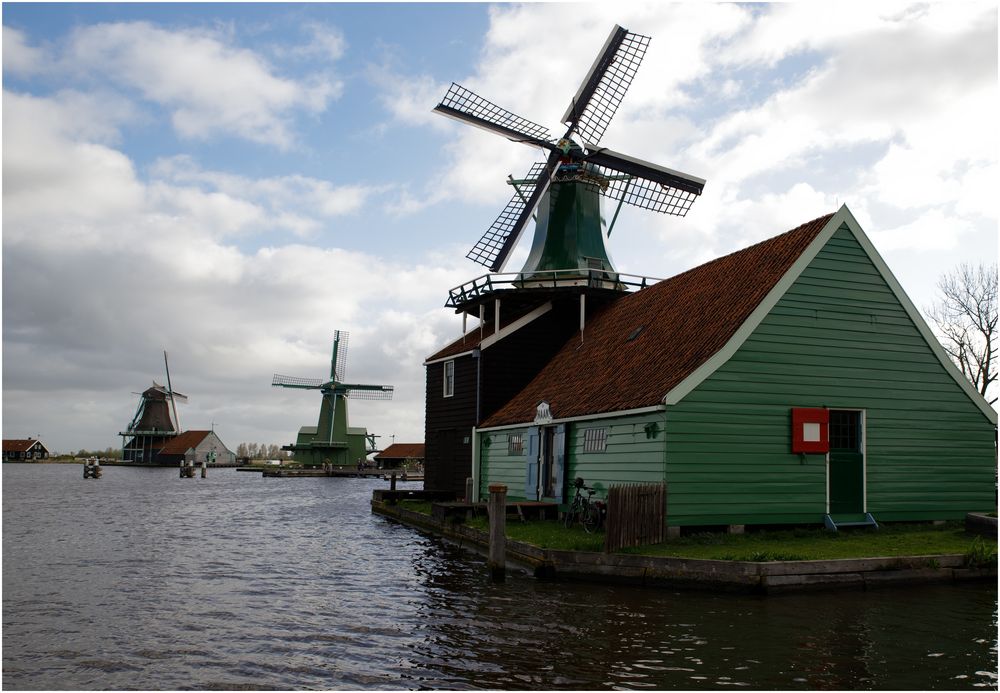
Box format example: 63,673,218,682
563,506,578,528
583,504,602,533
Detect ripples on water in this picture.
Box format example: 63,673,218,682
2,464,997,690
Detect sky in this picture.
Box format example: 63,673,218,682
2,2,997,455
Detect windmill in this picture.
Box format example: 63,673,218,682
272,330,394,467
434,25,705,279
119,351,188,463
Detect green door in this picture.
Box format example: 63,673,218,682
828,410,864,515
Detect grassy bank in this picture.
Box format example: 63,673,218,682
395,500,992,561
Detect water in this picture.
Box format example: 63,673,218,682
2,464,997,690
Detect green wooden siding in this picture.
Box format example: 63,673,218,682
479,429,531,501
479,411,667,504
566,412,666,500
665,224,996,525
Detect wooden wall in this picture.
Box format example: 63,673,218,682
424,354,477,495
665,224,996,525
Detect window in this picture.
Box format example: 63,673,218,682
829,410,861,451
443,360,454,398
583,427,607,453
508,433,523,455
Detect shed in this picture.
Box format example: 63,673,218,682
373,443,425,470
2,438,50,461
155,430,236,466
471,206,998,528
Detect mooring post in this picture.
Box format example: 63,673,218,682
390,472,397,491
201,460,207,478
487,483,507,582
465,477,474,503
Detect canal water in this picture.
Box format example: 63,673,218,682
2,464,996,690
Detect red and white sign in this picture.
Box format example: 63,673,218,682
791,408,829,453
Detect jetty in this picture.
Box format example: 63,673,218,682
239,465,420,480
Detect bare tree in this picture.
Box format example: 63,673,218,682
926,263,997,403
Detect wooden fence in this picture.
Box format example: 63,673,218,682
603,482,667,553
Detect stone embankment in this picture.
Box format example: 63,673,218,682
371,494,997,594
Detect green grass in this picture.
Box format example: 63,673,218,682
465,518,988,560
626,522,984,561
397,500,433,516
390,501,993,562
467,516,606,552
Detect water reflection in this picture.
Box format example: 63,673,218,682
3,464,996,690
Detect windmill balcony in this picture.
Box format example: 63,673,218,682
445,268,660,312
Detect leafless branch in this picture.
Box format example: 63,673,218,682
926,263,998,404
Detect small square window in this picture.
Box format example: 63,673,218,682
583,427,607,453
443,360,455,398
508,433,524,455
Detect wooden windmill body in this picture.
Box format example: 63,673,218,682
424,24,706,495
273,331,394,467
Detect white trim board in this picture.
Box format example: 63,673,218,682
423,302,554,365
477,404,665,433
663,205,997,425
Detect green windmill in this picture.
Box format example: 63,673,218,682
434,25,706,277
272,331,393,467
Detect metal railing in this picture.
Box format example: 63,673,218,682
446,268,660,308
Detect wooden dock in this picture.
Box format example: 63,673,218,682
239,466,420,480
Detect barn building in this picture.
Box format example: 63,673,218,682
373,443,425,470
154,430,236,466
424,207,997,529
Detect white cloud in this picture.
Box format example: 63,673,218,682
2,83,467,451
63,21,340,148
2,25,47,75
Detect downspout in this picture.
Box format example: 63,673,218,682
473,347,482,424
471,427,481,504
473,347,482,503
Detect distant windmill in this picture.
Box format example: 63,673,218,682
434,24,706,276
119,351,188,463
272,330,393,466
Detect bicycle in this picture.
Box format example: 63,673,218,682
563,477,604,533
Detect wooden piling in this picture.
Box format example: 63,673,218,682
487,483,507,582
465,477,474,503
390,473,397,491
201,461,207,478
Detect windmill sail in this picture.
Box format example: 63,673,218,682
435,23,706,276
434,83,553,147
562,26,650,145
272,374,325,388
344,385,395,400
467,161,550,269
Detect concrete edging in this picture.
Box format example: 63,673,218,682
966,512,998,537
371,500,997,593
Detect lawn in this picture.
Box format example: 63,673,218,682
392,500,994,561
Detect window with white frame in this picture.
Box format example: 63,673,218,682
508,432,524,455
443,360,455,398
583,427,607,453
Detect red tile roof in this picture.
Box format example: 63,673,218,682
481,213,834,427
156,430,212,455
374,443,425,460
2,439,47,453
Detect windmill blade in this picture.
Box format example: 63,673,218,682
466,160,550,269
272,374,324,389
434,83,556,150
562,26,650,146
474,153,561,272
343,384,394,401
331,330,349,382
580,145,705,215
